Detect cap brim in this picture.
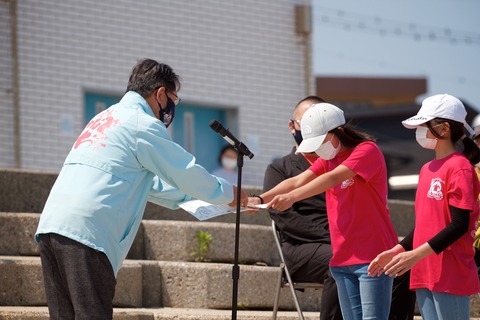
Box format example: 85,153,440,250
401,115,434,129
295,134,327,154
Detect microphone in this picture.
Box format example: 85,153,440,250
209,120,254,159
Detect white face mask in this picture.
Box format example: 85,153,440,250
315,136,341,160
416,126,437,149
221,157,237,170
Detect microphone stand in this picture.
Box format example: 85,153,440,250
231,150,243,320
208,120,253,319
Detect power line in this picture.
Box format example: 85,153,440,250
314,6,480,45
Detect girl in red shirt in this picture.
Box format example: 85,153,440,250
250,103,398,320
368,94,480,320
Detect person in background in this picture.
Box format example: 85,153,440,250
263,96,342,320
250,102,398,320
35,59,248,319
369,94,480,320
212,145,238,184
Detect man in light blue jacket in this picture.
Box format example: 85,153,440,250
35,59,248,319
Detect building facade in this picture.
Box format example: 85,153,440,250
1,0,311,186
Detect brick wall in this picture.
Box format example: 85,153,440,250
0,0,309,186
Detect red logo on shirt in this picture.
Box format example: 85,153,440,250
427,177,444,200
73,109,121,150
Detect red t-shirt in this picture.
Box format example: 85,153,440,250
411,152,480,295
309,141,398,266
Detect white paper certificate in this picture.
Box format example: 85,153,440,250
178,200,262,221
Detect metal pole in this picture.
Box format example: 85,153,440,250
9,0,21,168
295,4,312,97
231,152,243,320
304,34,311,97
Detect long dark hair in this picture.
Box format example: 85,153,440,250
427,118,480,165
330,123,376,149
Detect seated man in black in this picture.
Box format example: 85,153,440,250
263,96,416,320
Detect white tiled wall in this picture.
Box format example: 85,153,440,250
0,3,15,168
0,0,309,186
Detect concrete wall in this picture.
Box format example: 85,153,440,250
0,0,309,186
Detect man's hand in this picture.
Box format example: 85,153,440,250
229,185,249,208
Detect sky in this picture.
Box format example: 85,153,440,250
311,0,480,110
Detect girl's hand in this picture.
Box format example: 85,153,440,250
384,243,433,277
247,196,261,205
384,250,420,278
244,196,262,214
368,246,403,277
267,193,295,211
368,251,395,276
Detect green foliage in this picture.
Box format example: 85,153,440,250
236,303,248,310
192,230,213,262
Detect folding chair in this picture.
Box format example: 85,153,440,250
271,220,323,320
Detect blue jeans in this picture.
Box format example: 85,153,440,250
330,264,393,320
416,288,470,320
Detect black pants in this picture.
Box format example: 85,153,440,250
38,233,117,320
283,241,343,320
390,271,416,320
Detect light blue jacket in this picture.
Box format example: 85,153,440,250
35,91,233,275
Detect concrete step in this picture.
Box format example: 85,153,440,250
0,169,437,319
0,306,324,320
5,307,480,320
4,306,480,320
0,169,271,226
0,169,416,236
0,256,322,311
4,256,480,317
134,219,279,265
0,213,280,265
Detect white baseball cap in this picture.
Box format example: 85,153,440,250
402,94,474,135
296,103,345,154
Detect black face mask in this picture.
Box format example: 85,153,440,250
157,97,175,128
293,128,303,145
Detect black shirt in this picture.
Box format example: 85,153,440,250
263,147,331,244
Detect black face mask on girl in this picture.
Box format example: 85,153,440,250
293,128,303,145
157,97,176,128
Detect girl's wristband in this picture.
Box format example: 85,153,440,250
253,195,264,204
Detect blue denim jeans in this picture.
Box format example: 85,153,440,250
330,264,393,320
416,288,470,320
